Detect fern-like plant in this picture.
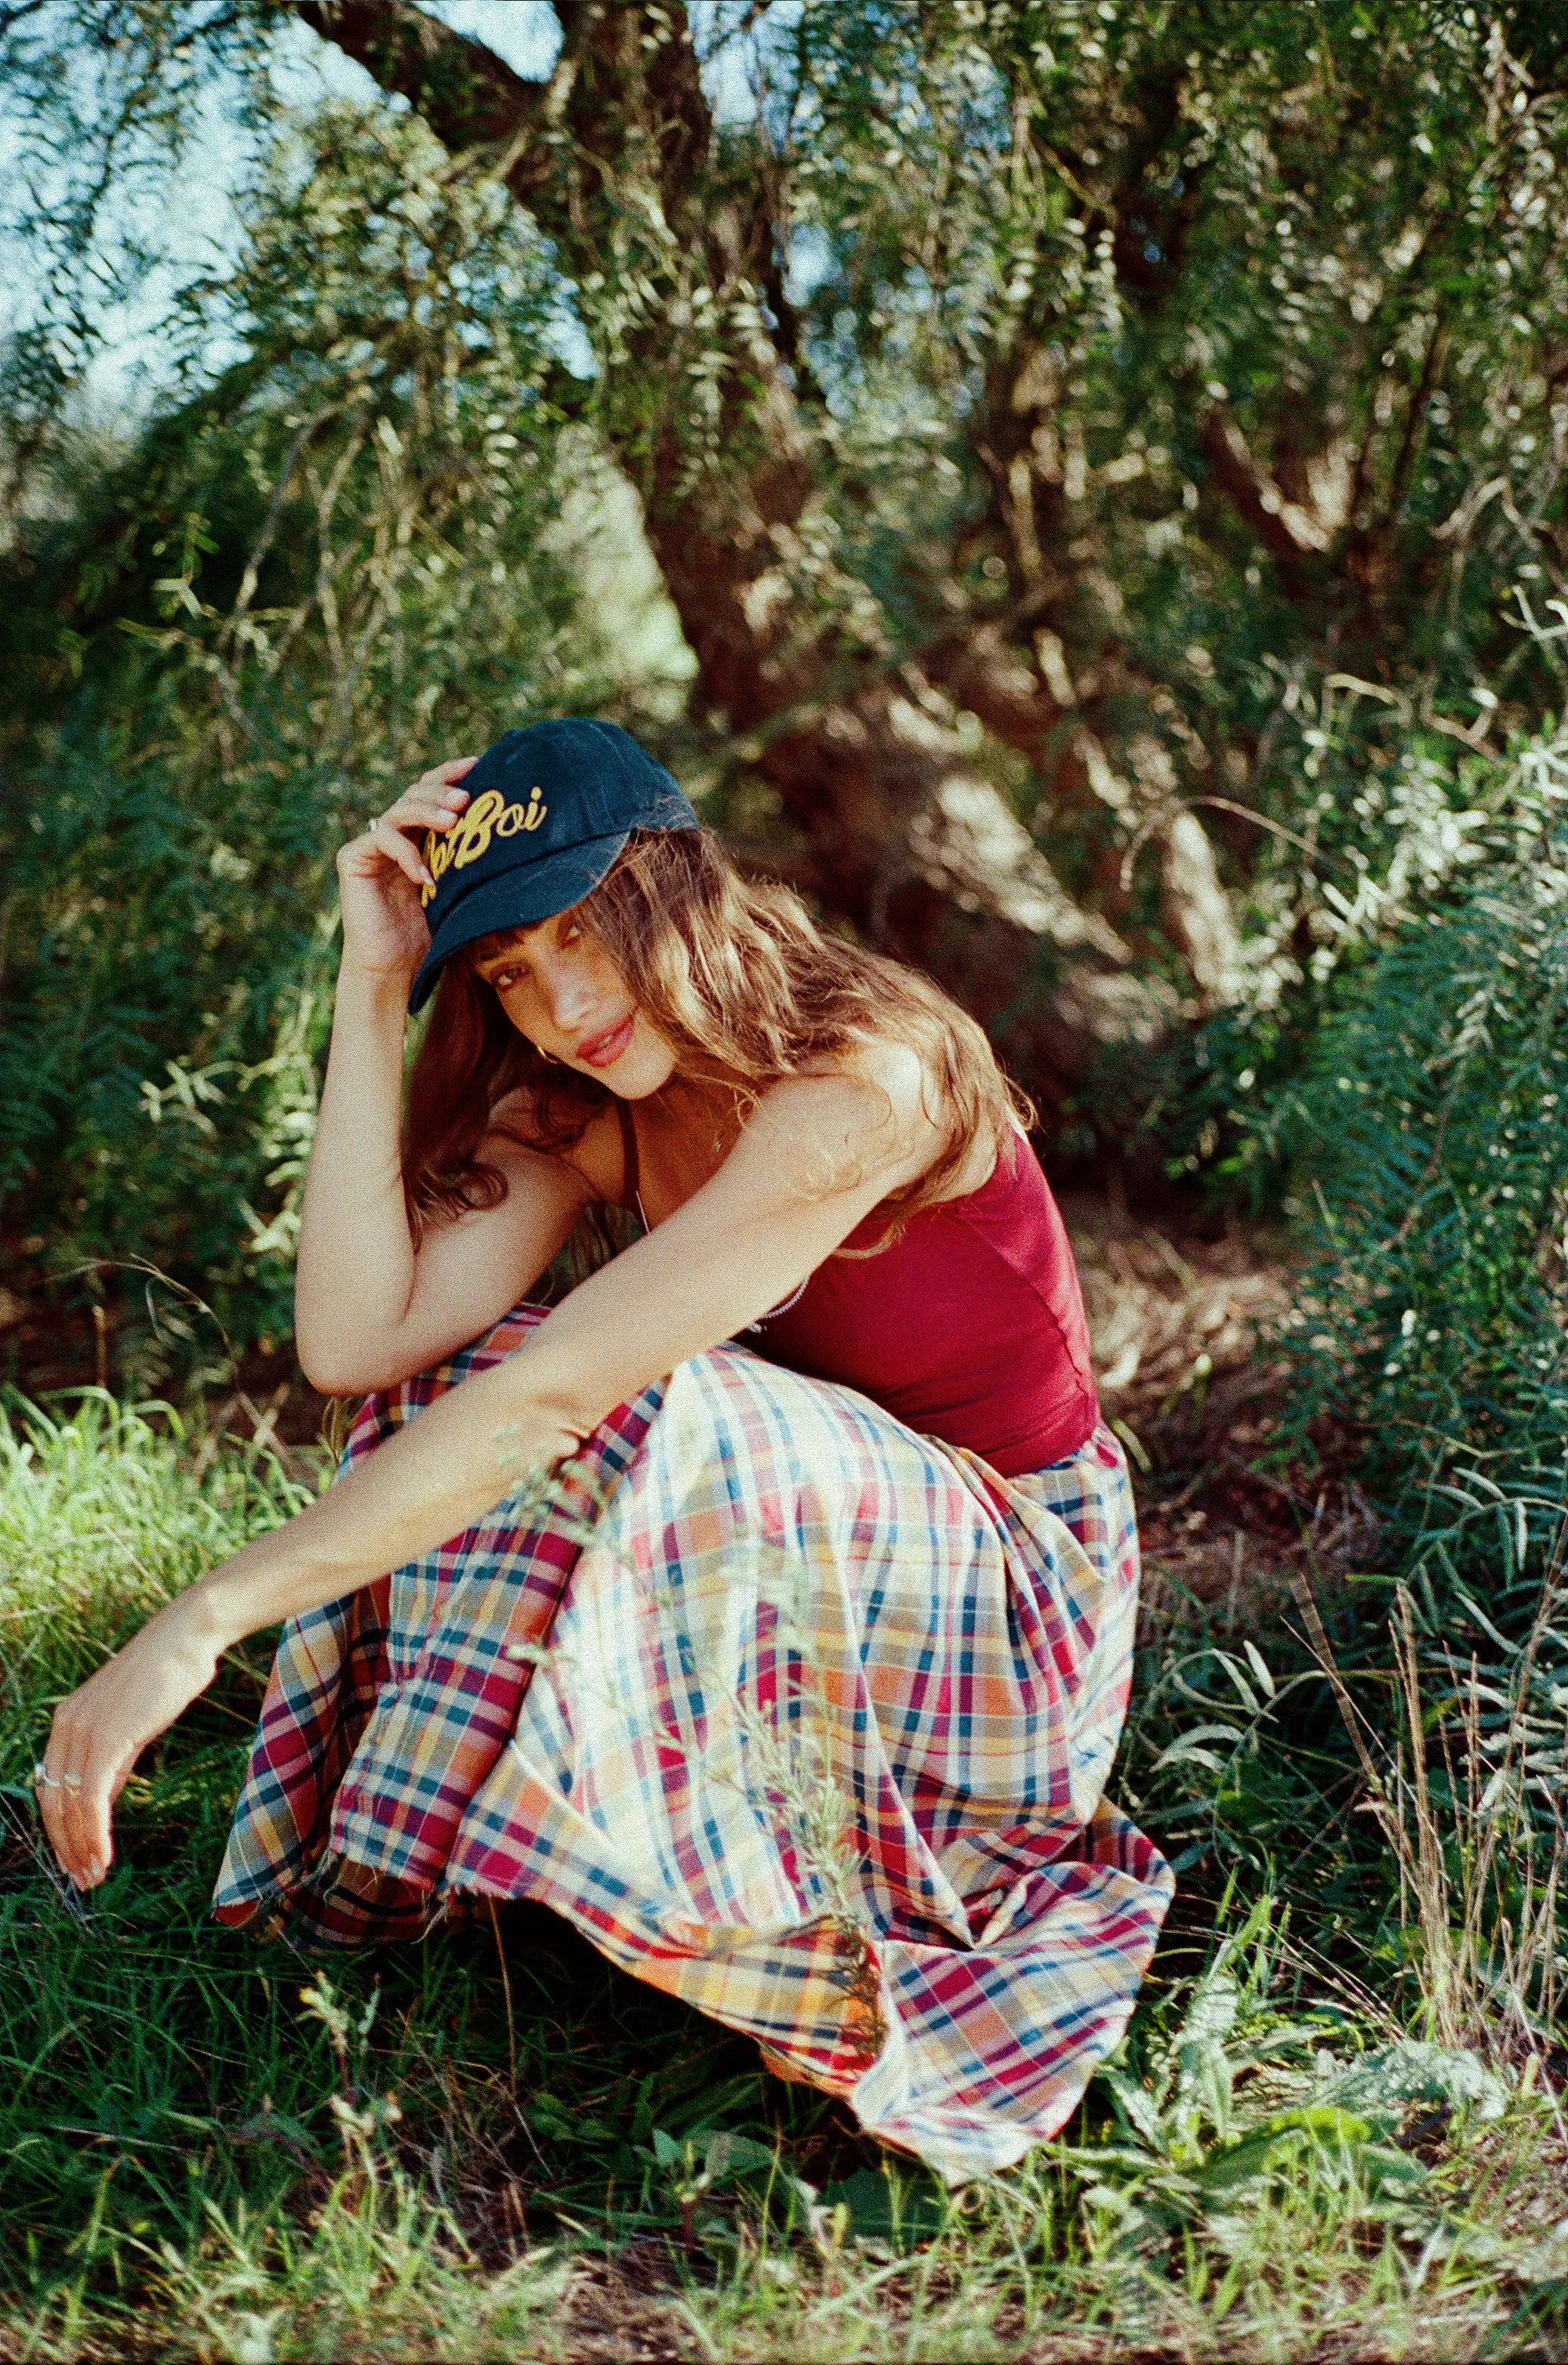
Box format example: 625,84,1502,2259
1280,728,1568,1560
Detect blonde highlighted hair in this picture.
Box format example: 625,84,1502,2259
402,829,1031,1234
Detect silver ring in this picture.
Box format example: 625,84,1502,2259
32,1762,61,1790
60,1773,83,1792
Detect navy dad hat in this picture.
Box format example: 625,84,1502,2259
407,718,700,1014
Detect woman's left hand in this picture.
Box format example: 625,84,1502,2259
36,1591,224,1890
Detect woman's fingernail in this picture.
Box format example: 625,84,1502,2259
421,866,435,886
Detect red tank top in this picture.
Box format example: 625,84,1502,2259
617,1108,1099,1478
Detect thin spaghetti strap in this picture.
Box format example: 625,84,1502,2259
614,1097,640,1214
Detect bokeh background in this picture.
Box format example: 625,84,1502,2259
3,0,1566,1459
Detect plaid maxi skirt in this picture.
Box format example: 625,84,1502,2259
215,1306,1172,2181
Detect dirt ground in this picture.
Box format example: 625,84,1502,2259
1059,1191,1378,1627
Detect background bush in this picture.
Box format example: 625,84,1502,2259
1281,734,1568,1548
0,105,621,1383
7,2,1568,1394
1125,703,1568,1573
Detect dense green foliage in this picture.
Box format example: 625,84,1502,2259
6,1,1568,1374
1283,745,1568,1534
787,0,1568,720
1129,709,1568,1581
1,106,603,1379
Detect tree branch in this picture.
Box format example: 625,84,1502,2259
920,619,1067,753
294,0,571,228
292,0,1175,1081
1198,407,1335,569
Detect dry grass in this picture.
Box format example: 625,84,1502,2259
1062,1190,1294,1442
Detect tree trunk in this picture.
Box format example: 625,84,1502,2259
296,0,1183,1100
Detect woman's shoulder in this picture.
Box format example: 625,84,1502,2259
755,1034,991,1202
852,1035,1002,1197
779,1031,927,1120
753,1037,930,1149
485,1084,627,1207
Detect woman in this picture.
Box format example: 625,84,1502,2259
37,719,1171,2181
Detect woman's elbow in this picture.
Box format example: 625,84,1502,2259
295,1328,397,1399
298,1343,363,1398
295,1278,422,1398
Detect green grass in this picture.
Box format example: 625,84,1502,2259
5,1395,1568,2362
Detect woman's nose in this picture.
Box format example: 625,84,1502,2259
542,959,597,1034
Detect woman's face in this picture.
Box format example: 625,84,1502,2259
472,908,677,1097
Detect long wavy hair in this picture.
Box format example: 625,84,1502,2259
402,829,1032,1238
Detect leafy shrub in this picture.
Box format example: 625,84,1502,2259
1278,726,1568,1548
1117,686,1568,1562
0,104,609,1383
1119,689,1535,1202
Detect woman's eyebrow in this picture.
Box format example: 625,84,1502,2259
478,938,531,975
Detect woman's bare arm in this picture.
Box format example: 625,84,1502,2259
239,1057,941,1627
294,765,590,1392
39,1051,940,1886
295,966,589,1391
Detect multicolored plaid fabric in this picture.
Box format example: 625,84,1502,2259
215,1307,1172,2181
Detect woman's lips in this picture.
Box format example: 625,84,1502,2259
577,1012,636,1069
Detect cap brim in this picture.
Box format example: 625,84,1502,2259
407,829,630,1014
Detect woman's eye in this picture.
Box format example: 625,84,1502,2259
492,968,519,991
561,924,582,947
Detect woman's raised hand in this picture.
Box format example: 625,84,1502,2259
336,758,478,980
